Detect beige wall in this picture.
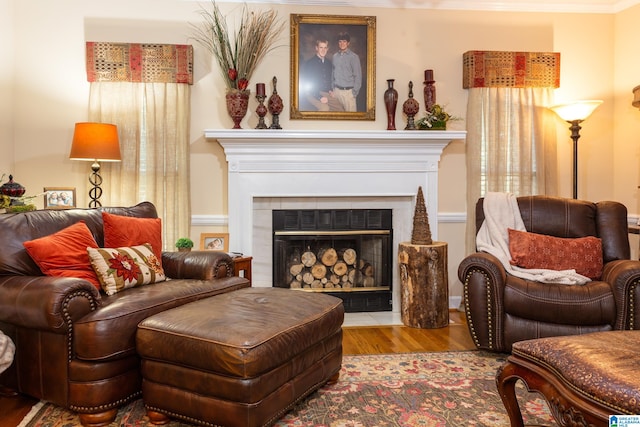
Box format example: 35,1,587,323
0,0,14,176
3,1,638,300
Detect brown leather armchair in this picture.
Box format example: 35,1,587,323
458,195,640,352
0,202,249,426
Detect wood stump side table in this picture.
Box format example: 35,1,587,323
398,241,449,328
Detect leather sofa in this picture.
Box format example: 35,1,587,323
458,195,640,352
0,202,250,426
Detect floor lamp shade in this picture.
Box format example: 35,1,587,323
549,100,602,199
69,122,121,207
549,100,602,122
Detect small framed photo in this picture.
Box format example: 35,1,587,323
44,187,76,209
200,233,229,251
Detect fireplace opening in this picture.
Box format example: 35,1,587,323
273,209,392,312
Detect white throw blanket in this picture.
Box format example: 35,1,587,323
476,192,590,285
0,330,15,374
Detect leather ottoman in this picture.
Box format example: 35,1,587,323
136,287,344,427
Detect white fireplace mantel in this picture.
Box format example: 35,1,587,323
205,129,466,291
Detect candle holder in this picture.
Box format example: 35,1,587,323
255,94,268,129
268,76,283,130
423,69,436,113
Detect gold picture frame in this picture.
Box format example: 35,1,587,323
290,14,376,121
43,187,76,209
200,233,229,252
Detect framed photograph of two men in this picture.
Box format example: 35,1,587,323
290,14,376,121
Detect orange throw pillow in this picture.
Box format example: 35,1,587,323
23,221,100,289
102,212,163,260
508,228,603,280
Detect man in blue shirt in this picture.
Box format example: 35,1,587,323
302,39,343,111
332,32,361,112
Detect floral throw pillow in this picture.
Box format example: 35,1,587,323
87,244,165,296
508,228,603,280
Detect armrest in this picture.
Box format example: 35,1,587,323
457,252,509,351
601,260,640,329
162,250,234,280
458,252,509,291
0,276,101,332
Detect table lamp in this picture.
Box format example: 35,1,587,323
549,100,603,199
69,122,121,207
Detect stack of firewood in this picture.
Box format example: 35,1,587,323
286,247,375,290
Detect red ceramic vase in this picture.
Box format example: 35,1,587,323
226,91,250,129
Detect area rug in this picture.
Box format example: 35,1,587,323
18,351,555,427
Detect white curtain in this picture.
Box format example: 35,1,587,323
88,81,191,252
465,87,558,253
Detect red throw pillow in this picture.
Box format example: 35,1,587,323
23,221,100,289
508,228,603,280
102,212,163,260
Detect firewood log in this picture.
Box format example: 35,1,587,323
289,263,304,277
332,261,348,276
302,271,314,285
319,248,338,266
311,263,327,279
359,261,374,277
340,248,357,265
301,250,317,267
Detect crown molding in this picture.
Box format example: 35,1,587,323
187,0,640,13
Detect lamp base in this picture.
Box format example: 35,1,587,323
89,162,103,208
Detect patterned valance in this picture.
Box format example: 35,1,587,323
86,42,193,84
463,51,560,89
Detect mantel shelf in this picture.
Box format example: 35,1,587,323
204,129,466,145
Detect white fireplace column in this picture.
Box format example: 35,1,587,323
205,129,466,300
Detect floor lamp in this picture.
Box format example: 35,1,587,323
549,100,603,199
69,122,122,208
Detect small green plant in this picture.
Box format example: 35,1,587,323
415,104,459,130
175,237,194,249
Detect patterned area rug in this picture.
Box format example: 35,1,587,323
19,351,555,427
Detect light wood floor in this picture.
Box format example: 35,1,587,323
0,310,475,427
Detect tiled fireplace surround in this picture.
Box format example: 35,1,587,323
205,129,466,314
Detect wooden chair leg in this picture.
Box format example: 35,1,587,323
496,361,526,427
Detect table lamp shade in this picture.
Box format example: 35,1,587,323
70,123,121,161
549,100,603,122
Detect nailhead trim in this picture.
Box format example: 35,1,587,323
464,268,494,350
630,280,638,330
71,391,141,413
61,290,99,361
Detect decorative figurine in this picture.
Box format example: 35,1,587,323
402,81,420,130
268,76,283,129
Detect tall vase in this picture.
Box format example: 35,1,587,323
384,79,398,130
226,90,250,129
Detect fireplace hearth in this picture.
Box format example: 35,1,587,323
273,209,392,312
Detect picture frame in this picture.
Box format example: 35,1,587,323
200,233,229,252
290,14,376,121
43,187,76,209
